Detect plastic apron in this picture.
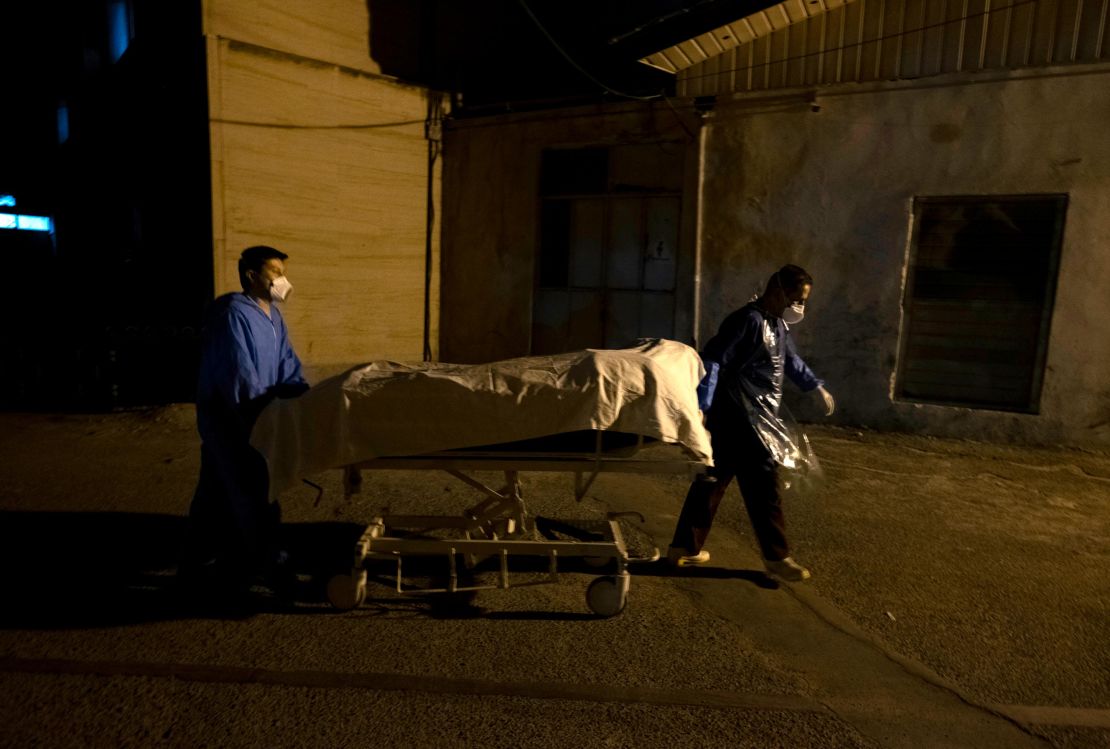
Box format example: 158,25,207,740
723,315,821,482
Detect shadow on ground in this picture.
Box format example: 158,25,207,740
0,511,365,628
632,560,781,589
0,511,782,628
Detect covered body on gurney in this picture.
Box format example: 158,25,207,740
250,339,713,616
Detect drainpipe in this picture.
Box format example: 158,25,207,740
423,92,444,362
692,111,710,349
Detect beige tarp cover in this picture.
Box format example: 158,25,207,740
251,339,712,496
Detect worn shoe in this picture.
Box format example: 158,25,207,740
765,556,811,582
667,546,711,567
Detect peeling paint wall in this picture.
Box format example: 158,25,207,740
699,65,1110,447
440,103,700,364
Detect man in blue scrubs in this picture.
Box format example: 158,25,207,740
182,245,309,596
668,265,835,582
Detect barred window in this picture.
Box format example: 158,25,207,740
896,195,1067,413
532,144,684,355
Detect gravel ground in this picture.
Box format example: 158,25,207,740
0,406,1106,747
790,428,1110,709
0,672,875,749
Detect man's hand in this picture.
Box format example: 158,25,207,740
817,385,836,416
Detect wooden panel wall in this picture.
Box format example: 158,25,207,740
204,0,381,75
204,1,438,371
440,104,701,364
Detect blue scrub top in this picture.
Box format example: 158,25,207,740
697,302,823,412
196,292,306,445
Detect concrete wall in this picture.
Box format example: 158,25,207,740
699,64,1110,447
203,0,439,379
440,102,700,364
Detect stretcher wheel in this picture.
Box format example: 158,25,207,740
586,575,628,618
326,574,366,611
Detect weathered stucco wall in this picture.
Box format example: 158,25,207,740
440,103,700,364
699,65,1110,447
203,0,439,377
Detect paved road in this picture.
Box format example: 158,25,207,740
0,407,1106,747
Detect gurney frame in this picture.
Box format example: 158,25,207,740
326,435,705,617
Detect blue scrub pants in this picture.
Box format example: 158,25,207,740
670,400,790,562
184,438,280,582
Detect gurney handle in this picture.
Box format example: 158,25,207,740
303,479,325,507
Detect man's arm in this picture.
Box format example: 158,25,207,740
273,314,308,398
783,333,823,392
697,310,762,411
784,333,835,415
695,362,719,412
198,309,272,434
208,310,267,407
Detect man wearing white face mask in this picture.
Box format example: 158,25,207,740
181,245,308,601
667,264,834,582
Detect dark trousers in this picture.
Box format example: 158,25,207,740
670,410,789,562
184,441,280,580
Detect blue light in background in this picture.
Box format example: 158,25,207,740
107,0,132,63
58,104,70,144
0,214,54,232
0,195,15,208
18,215,53,232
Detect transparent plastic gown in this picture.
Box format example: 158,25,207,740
724,314,823,492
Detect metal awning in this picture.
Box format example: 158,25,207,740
639,0,850,73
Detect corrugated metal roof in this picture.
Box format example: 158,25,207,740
643,0,1110,96
639,0,852,72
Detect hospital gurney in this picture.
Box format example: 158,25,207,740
251,339,714,617
326,431,706,617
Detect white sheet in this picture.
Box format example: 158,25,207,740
251,339,713,497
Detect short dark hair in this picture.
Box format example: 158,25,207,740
768,264,813,294
238,245,288,290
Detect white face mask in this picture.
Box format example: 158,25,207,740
774,272,806,324
269,275,293,302
781,303,805,325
